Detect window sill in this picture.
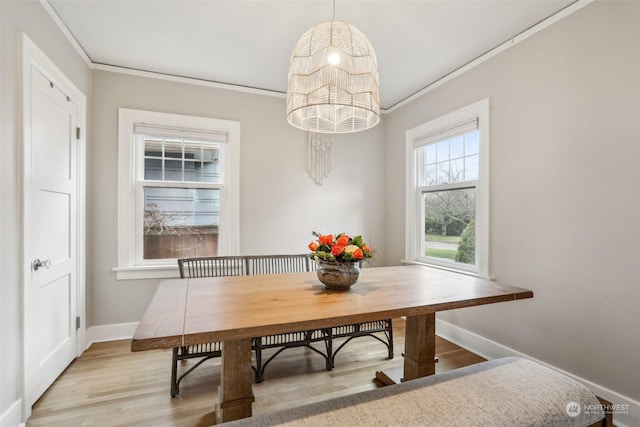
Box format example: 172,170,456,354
113,265,181,280
401,259,491,280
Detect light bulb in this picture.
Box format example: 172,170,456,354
328,52,341,65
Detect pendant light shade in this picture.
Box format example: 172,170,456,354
286,20,380,133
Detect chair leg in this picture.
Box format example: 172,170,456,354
387,319,394,359
325,328,333,370
330,320,395,368
253,338,264,383
171,347,179,397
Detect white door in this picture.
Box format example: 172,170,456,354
23,65,78,408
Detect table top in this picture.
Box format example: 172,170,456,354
131,265,533,352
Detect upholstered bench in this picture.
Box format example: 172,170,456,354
225,357,607,427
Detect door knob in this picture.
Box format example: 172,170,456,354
32,258,51,271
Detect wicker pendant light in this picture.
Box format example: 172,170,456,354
286,17,380,133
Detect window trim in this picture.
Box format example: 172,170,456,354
115,108,240,280
405,99,490,278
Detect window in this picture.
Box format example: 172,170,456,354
405,99,489,277
116,109,240,280
140,134,221,261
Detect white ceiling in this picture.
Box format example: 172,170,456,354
47,0,576,110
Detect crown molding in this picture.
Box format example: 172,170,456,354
39,0,92,66
42,0,593,113
92,63,287,98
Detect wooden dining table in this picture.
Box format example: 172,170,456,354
131,265,533,423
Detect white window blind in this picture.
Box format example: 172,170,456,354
412,118,478,149
134,123,227,143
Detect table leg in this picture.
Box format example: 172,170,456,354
402,313,436,381
216,338,254,423
375,313,437,385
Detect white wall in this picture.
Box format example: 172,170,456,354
0,0,91,423
88,70,387,326
385,0,640,415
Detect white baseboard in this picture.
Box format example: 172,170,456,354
436,318,640,427
0,399,24,427
86,322,139,346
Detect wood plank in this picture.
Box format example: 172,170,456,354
402,313,437,380
217,339,254,423
131,279,187,351
180,265,533,347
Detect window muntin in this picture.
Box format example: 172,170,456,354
420,130,479,185
143,138,220,183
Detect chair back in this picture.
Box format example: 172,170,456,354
177,256,249,279
247,254,315,275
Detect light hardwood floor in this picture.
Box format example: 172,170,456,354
27,318,485,426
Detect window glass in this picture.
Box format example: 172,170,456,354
423,188,476,265
143,138,221,184
416,129,481,270
464,132,479,155
465,155,479,181
436,162,450,184
450,135,464,159
143,187,219,260
450,158,465,182
425,164,436,185
425,144,437,165
141,136,222,261
436,140,449,162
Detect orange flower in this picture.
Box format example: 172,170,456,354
331,244,345,256
318,234,334,245
336,235,350,246
309,231,374,263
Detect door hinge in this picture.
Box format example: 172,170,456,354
76,127,81,140
76,316,81,330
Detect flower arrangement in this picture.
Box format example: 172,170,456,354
308,231,374,263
